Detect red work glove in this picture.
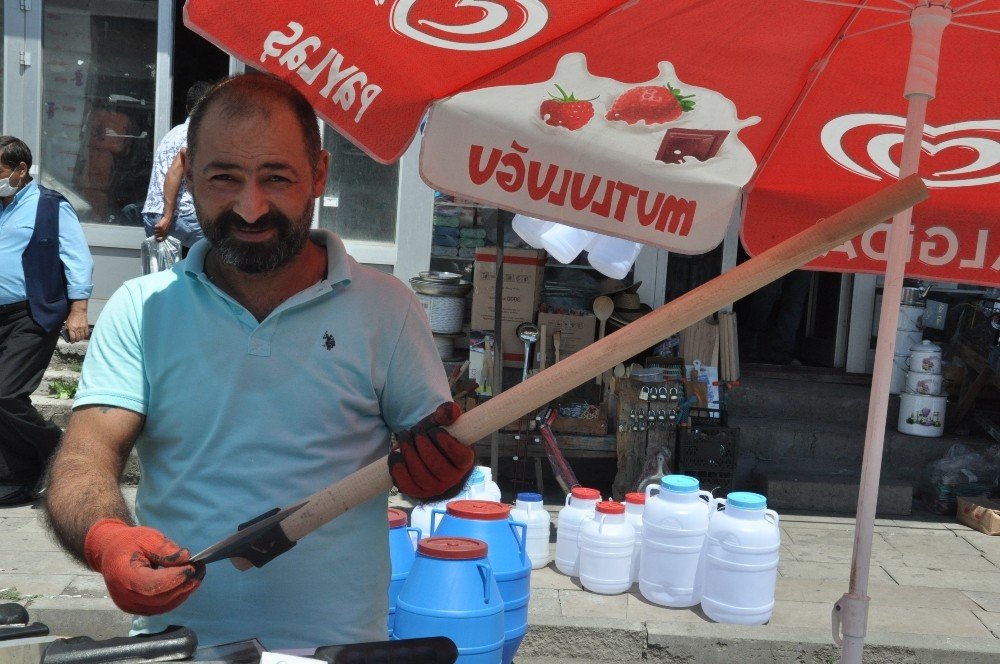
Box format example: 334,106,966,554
84,519,204,616
389,402,475,501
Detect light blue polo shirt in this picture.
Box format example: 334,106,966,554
74,229,451,649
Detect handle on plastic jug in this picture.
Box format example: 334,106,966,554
565,493,573,507
765,509,780,527
429,508,446,536
645,484,659,500
698,490,714,504
509,521,528,564
476,563,493,604
406,527,421,550
711,497,727,512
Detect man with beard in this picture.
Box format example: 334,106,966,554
44,74,475,649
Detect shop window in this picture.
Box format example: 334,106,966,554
318,130,398,243
38,1,157,226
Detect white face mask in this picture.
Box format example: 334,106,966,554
0,172,21,197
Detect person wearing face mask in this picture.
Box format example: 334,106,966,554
0,136,93,507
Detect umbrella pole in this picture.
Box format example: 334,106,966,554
836,6,949,663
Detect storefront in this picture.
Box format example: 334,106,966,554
1,0,438,319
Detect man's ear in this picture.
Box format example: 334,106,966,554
312,150,330,197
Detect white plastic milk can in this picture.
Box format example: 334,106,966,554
510,492,551,570
578,501,635,595
638,475,713,607
554,487,600,577
623,492,645,583
700,492,781,625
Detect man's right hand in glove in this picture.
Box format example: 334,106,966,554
84,518,204,615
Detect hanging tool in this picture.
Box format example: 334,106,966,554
516,322,539,382
535,406,580,493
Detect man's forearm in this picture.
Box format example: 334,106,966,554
44,406,140,564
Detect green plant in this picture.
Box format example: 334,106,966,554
0,587,23,601
66,358,83,373
49,377,78,400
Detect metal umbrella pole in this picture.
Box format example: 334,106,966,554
835,5,950,661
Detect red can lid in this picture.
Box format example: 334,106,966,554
418,536,488,560
387,508,408,528
571,487,601,501
624,492,646,505
446,500,511,521
596,500,625,515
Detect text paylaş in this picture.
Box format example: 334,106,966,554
261,21,381,124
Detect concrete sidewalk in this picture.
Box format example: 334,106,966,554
3,491,1000,662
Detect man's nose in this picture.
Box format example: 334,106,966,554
232,183,269,222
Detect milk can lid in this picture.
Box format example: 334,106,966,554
570,487,601,500
387,507,408,528
517,492,543,502
662,475,700,493
467,468,486,485
418,536,488,559
596,500,625,515
909,339,941,353
727,492,767,510
447,500,511,520
624,492,646,505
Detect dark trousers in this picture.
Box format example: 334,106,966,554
0,305,63,484
742,271,813,362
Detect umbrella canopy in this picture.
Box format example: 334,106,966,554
184,2,996,662
184,0,999,282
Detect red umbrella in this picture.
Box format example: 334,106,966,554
183,1,996,659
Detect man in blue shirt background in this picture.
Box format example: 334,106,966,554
0,135,93,506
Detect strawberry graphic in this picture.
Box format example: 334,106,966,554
540,85,597,131
606,83,695,125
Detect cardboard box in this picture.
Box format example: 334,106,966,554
957,496,1000,535
537,312,597,365
471,248,546,368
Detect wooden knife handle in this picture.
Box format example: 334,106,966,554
233,175,927,569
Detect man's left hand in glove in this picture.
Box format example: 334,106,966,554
389,402,475,501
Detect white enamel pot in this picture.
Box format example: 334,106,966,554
898,305,924,332
897,391,946,437
890,354,909,395
895,328,922,354
907,340,942,374
904,370,943,396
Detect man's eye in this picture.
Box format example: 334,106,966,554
267,175,291,183
210,174,236,182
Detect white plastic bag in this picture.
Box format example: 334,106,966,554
140,235,182,275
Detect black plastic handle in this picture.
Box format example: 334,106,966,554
41,625,197,663
0,602,29,626
0,623,49,642
313,636,458,663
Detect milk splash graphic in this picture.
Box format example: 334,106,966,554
421,53,761,254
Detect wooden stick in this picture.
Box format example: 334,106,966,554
230,175,927,570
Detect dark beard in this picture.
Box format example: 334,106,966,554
202,203,313,273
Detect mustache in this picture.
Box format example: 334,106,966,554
214,208,292,231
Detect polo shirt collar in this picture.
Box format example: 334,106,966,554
184,228,353,290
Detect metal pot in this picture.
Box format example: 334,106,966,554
897,304,924,332
897,391,946,437
904,369,943,396
409,277,473,297
900,284,930,306
907,340,942,374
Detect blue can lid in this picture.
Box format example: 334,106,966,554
517,492,542,502
727,492,767,510
468,468,485,484
661,475,700,493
